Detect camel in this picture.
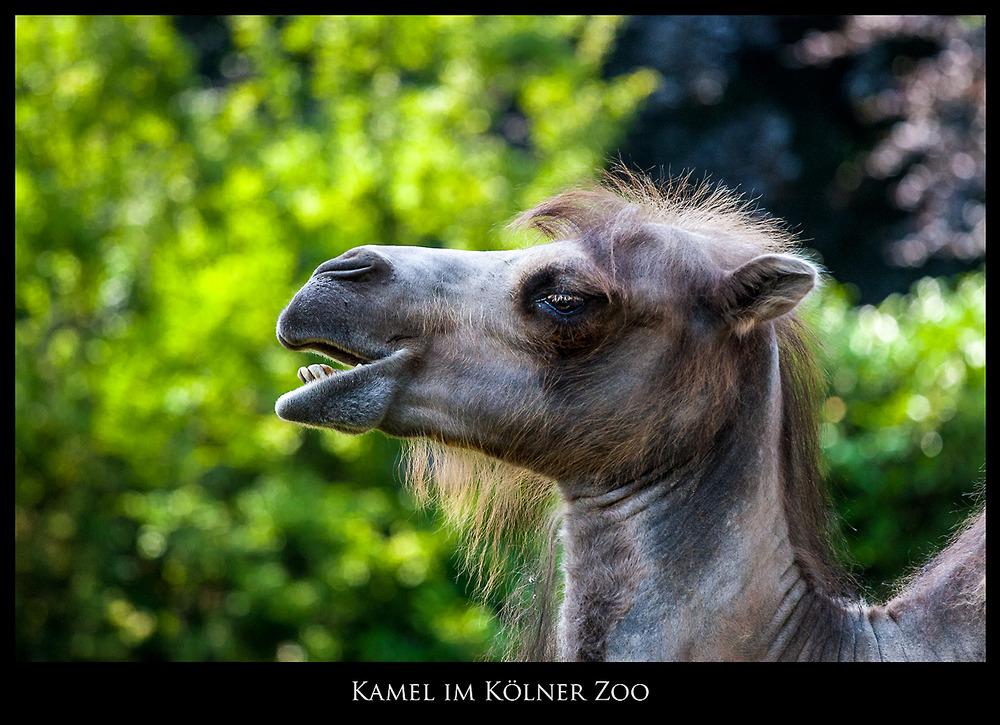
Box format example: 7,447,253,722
275,172,985,661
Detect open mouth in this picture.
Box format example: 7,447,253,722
276,334,377,386
275,333,412,433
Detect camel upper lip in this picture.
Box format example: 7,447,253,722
277,334,374,368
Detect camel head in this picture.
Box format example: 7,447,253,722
276,183,818,481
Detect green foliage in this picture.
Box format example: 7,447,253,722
809,272,985,598
15,15,654,661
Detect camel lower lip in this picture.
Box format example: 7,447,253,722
275,348,410,433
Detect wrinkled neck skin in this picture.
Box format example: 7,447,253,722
556,334,791,661
554,334,983,662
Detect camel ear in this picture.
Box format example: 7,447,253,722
717,253,817,334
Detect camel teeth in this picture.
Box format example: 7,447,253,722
297,363,337,384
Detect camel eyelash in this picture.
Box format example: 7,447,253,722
519,266,606,315
535,291,586,315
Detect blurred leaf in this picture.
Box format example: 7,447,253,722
808,271,985,597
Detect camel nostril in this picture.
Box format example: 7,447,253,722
313,247,391,280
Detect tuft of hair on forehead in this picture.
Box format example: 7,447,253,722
511,165,800,258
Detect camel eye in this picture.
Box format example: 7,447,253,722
542,292,584,315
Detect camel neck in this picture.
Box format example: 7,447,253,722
556,428,801,661
554,391,984,661
554,333,827,661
